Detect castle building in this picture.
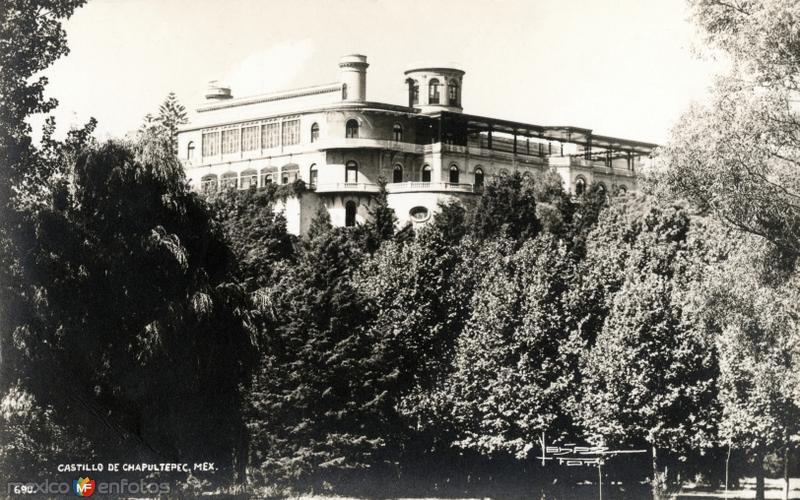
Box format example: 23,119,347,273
177,54,657,234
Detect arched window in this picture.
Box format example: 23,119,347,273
449,164,460,184
422,164,431,182
345,160,358,183
596,182,607,194
393,123,403,142
408,79,419,106
261,167,277,186
575,177,586,196
345,119,359,139
429,79,440,104
617,185,627,196
221,172,238,190
309,164,318,188
474,167,484,190
498,169,509,178
448,81,459,106
342,83,348,100
393,164,403,183
187,141,195,160
345,200,357,227
241,169,258,190
310,122,319,143
200,174,218,193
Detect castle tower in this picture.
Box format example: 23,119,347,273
404,65,465,113
339,54,368,102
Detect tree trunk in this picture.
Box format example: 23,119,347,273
784,445,790,500
652,446,664,500
755,450,765,500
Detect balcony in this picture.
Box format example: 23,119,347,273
548,156,636,177
314,138,423,154
312,181,478,194
386,182,476,194
313,182,381,193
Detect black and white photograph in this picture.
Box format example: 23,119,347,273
1,0,799,498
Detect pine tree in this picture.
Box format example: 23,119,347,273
157,92,188,151
361,177,397,253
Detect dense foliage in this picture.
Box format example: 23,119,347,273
2,1,799,499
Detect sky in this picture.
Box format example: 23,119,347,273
35,0,722,145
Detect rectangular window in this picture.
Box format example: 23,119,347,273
241,173,258,189
241,126,259,151
202,131,220,157
282,119,300,146
261,122,280,148
221,129,239,154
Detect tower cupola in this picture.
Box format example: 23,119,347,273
404,65,464,113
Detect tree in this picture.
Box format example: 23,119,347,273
689,0,800,92
157,92,188,148
352,213,484,478
654,0,800,259
532,169,575,237
246,208,395,490
442,235,580,459
691,230,800,500
2,137,256,486
0,0,91,481
138,93,188,155
208,186,295,289
360,177,397,254
472,172,541,242
653,3,800,497
577,200,720,499
0,0,87,210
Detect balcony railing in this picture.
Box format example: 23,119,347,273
313,182,381,193
312,181,478,194
315,138,423,154
386,182,476,194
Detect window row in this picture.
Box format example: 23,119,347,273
190,120,408,159
199,162,517,193
573,177,627,196
388,164,483,186
200,167,302,193
407,78,460,106
199,119,301,157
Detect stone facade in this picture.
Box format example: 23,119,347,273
177,54,657,235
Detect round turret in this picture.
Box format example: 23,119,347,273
404,65,465,113
339,54,368,102
205,80,233,100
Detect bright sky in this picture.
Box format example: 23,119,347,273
35,0,720,145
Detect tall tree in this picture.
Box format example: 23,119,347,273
157,92,188,144
655,0,800,259
691,230,800,500
1,137,256,484
577,200,720,499
246,209,395,490
0,0,87,209
442,234,581,458
360,177,397,254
